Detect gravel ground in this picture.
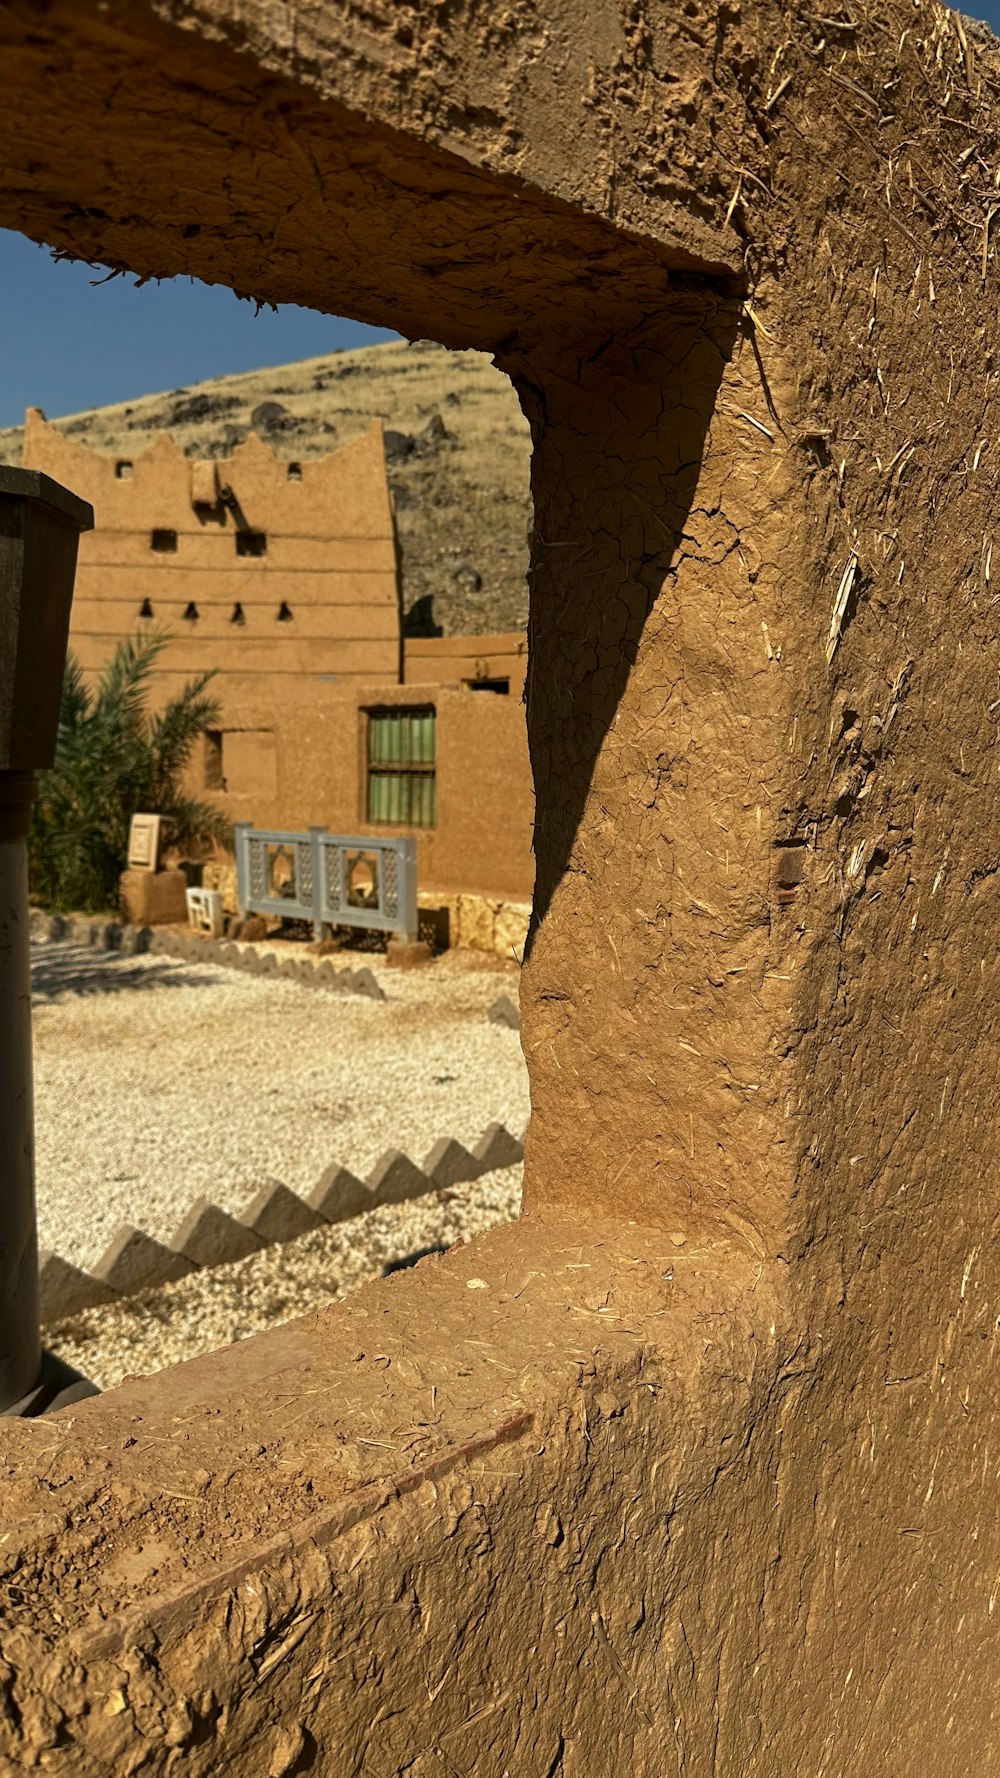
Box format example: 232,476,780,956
45,1163,523,1391
30,941,527,1269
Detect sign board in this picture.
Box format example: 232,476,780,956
127,813,163,872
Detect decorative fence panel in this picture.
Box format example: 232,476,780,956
235,824,418,941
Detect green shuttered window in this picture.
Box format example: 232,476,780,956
367,707,436,828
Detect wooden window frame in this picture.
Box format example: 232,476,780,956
365,705,436,829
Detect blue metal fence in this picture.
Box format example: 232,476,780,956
234,824,418,942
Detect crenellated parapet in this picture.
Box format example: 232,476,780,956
22,410,400,682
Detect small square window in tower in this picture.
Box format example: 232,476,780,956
236,530,267,557
366,707,436,828
151,528,177,553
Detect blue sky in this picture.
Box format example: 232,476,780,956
3,5,1000,431
0,230,398,429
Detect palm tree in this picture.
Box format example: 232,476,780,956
29,631,232,913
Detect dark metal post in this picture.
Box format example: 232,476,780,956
0,467,95,1416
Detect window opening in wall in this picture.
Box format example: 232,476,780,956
346,851,380,910
115,460,134,479
465,677,510,695
204,729,225,791
287,463,302,482
151,528,177,553
236,530,267,557
367,706,436,828
277,601,293,622
138,598,154,620
183,601,199,622
231,602,245,625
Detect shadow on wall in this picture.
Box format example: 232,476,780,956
510,295,740,958
402,594,443,638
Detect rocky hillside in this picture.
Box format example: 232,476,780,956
0,339,532,638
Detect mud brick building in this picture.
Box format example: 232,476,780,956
23,407,533,901
2,1,1000,1773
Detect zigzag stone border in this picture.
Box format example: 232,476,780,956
29,912,387,1000
37,1121,526,1324
148,928,387,999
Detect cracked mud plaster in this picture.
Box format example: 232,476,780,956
2,0,1000,1772
0,0,743,358
0,1222,777,1775
512,294,803,1247
134,0,747,277
509,12,1000,1775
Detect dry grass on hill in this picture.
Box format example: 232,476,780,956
0,338,532,637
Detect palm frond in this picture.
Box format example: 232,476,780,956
161,793,233,855
29,629,232,914
149,672,222,788
57,652,91,736
93,630,169,734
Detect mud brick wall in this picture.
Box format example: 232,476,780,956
23,412,400,687
24,413,536,902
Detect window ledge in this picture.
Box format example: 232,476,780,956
0,1216,778,1769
